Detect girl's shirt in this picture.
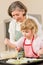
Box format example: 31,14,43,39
15,36,43,54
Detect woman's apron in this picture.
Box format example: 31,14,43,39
15,22,23,41
23,36,39,58
15,23,24,58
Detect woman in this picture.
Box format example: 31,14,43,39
5,1,43,50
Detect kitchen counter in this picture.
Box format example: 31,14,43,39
0,51,43,65
0,51,18,60
0,57,43,65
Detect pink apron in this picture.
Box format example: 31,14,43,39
23,36,39,58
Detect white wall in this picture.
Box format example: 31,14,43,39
0,0,43,52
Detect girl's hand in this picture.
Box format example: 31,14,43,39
15,47,21,52
38,48,43,55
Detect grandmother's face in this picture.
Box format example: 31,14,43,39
11,8,25,22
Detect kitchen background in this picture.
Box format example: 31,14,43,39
0,0,43,52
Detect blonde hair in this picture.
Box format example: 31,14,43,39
21,18,38,34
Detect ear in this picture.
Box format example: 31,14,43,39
22,9,25,16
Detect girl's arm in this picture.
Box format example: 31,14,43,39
4,37,24,49
38,48,43,55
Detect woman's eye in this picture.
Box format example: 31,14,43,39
12,15,15,17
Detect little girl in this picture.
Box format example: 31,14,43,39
5,18,43,58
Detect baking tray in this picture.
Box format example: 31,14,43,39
0,58,43,65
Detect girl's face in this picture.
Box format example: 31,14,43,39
22,30,33,39
11,8,25,22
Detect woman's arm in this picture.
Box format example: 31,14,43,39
4,38,16,49
8,19,16,42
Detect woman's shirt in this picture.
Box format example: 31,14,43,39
8,19,23,43
8,15,43,44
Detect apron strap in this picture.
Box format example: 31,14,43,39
23,38,26,46
31,36,39,57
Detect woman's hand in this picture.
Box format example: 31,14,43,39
4,38,9,45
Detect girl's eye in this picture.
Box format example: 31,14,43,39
26,31,28,33
25,31,29,33
23,31,29,33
